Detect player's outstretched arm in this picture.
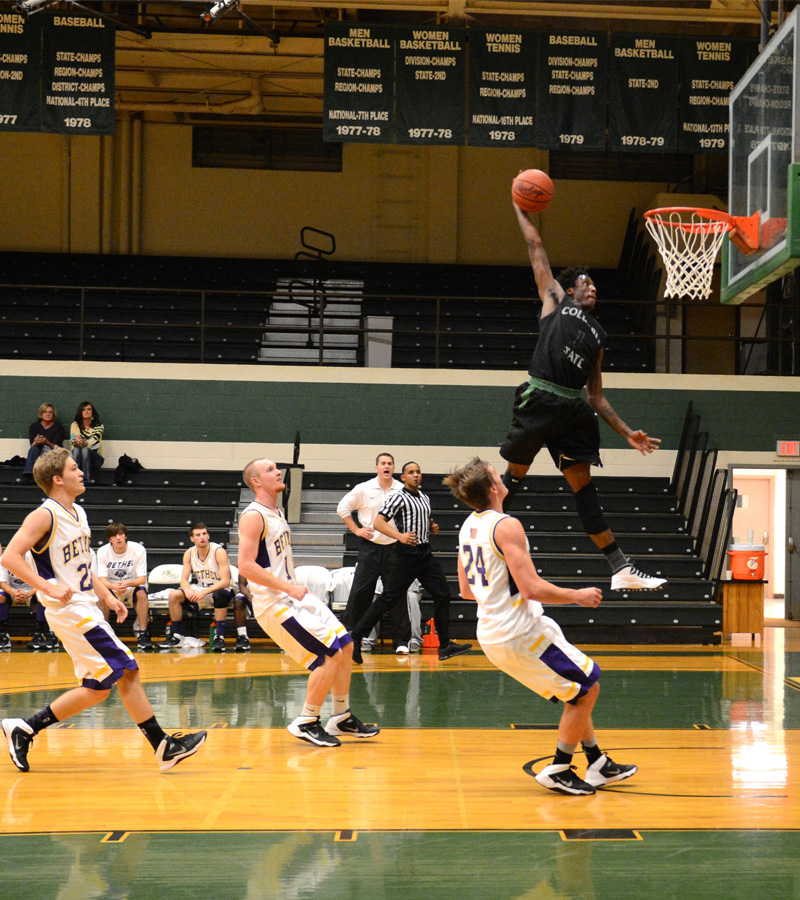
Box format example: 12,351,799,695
585,353,661,455
513,203,563,317
495,516,601,608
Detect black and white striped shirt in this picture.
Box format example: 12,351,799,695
379,488,432,545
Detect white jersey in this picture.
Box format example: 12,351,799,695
32,498,97,609
96,540,147,586
336,476,403,545
189,542,226,588
0,551,36,593
239,500,296,616
458,508,542,645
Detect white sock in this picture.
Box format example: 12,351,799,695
300,703,321,720
332,695,349,717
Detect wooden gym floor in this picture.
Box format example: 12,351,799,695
1,627,800,899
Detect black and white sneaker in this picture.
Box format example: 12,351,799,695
27,632,47,651
234,634,251,652
610,564,666,591
0,632,11,651
43,632,60,651
325,712,380,739
287,717,341,748
137,632,156,652
534,763,596,796
584,754,638,787
212,635,226,653
2,718,34,772
158,635,182,649
155,730,207,773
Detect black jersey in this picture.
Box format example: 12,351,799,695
528,298,607,390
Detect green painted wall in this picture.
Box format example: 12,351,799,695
1,371,796,452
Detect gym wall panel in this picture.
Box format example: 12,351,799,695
0,362,796,474
0,132,66,252
3,121,675,268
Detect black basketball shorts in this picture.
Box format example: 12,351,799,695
499,385,602,470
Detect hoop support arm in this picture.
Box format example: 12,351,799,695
729,211,760,255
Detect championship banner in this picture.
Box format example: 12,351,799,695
395,26,466,145
679,38,756,155
608,33,680,153
41,10,115,135
467,29,536,147
0,11,42,133
323,23,394,143
536,30,607,150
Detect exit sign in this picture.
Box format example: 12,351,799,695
777,440,800,456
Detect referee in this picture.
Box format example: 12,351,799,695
350,461,472,664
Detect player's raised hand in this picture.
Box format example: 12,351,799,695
627,430,661,455
574,587,602,608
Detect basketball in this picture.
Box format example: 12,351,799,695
511,169,554,213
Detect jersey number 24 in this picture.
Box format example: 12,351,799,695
462,545,489,587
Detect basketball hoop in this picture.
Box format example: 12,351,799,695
644,207,760,300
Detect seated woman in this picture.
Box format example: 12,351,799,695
22,403,65,485
70,401,104,484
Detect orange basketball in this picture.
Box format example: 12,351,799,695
511,169,554,213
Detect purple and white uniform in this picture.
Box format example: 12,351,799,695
239,500,351,671
458,507,600,703
31,498,138,689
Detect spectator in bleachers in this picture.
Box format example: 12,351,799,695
96,523,154,652
70,401,104,485
21,403,65,485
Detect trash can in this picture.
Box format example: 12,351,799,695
727,543,767,580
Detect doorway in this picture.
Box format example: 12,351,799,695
730,468,786,618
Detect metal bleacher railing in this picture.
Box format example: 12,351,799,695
0,281,794,375
670,402,737,587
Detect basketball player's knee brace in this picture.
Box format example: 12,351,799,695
213,589,231,609
573,482,609,535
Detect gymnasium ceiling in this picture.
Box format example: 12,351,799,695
25,1,799,122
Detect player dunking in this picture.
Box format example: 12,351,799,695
237,458,379,748
501,204,665,592
0,448,206,774
444,458,637,795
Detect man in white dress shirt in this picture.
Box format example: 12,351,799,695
336,453,414,653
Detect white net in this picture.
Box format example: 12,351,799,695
644,210,730,300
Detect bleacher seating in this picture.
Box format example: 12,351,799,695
0,251,658,372
0,465,243,639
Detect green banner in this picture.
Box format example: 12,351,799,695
323,23,394,144
609,33,680,153
0,11,42,133
467,29,536,147
536,30,607,150
679,38,756,155
395,26,466,145
41,10,115,136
